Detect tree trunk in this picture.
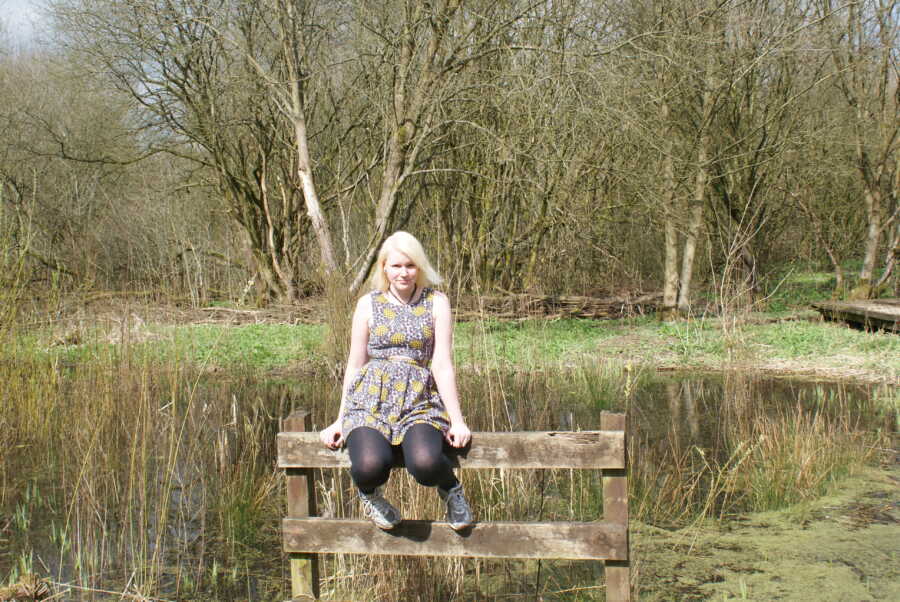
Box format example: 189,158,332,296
661,217,680,320
659,95,680,320
677,126,710,313
874,216,899,292
677,197,704,314
676,0,716,316
851,187,882,299
279,0,338,277
293,111,338,275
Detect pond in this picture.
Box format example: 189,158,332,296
0,359,894,600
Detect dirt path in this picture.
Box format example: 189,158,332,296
633,465,900,600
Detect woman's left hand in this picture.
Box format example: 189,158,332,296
445,422,471,448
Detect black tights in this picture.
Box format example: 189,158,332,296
346,425,458,494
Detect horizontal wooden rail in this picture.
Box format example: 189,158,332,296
283,518,627,561
278,430,625,470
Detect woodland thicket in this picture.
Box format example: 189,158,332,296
1,0,897,313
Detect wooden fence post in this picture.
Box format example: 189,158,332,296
601,411,630,601
282,409,320,600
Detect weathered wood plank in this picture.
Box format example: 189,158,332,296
277,430,625,469
601,412,631,601
281,411,319,601
600,415,628,525
283,518,628,561
812,300,900,332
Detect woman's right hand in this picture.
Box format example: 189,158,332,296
319,420,344,450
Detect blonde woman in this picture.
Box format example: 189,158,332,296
319,231,473,530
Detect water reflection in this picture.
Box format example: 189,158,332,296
630,373,886,462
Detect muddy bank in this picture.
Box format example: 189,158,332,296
634,465,900,600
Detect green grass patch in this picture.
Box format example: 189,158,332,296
759,258,884,312
17,307,899,380
747,321,900,360
35,323,326,370
762,268,838,312
657,319,725,359
161,323,324,370
454,318,623,366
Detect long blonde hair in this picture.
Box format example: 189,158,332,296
371,231,443,292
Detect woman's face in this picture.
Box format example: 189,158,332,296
384,250,418,292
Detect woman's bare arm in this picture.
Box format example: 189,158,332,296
430,291,470,447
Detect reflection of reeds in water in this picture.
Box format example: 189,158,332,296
722,389,881,512
629,371,890,528
0,351,298,599
1,349,890,600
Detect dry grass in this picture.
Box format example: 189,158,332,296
0,327,891,600
629,372,890,530
0,350,294,599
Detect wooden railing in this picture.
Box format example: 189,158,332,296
277,410,630,601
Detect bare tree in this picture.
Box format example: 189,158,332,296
627,0,724,318
340,0,545,293
818,0,899,298
48,0,338,301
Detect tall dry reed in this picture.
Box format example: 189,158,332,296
2,331,889,600
0,347,303,599
629,372,889,527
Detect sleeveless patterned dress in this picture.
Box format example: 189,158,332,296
341,287,451,445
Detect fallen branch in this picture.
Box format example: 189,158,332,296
457,292,662,321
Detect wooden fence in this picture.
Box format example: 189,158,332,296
277,410,630,600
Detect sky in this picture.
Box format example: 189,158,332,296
2,0,42,40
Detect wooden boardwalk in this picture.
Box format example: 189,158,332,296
812,299,900,332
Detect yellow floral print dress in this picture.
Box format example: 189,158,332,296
341,288,451,445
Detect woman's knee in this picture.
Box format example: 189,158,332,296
347,428,393,489
350,456,392,489
402,424,451,486
405,453,448,487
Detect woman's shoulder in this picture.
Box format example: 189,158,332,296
354,292,377,313
425,288,450,309
365,289,389,303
